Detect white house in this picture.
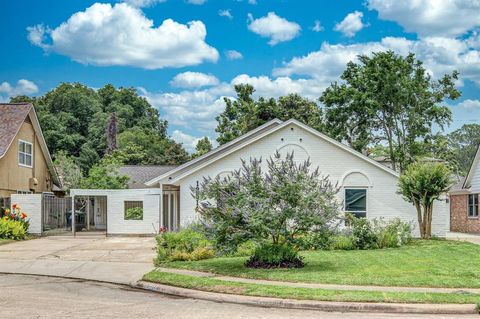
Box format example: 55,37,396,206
142,118,448,237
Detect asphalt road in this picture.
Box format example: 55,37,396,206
0,274,476,319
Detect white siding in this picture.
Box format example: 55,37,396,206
105,190,160,235
174,123,448,236
11,194,42,234
469,160,480,193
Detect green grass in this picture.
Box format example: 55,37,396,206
0,239,13,246
143,271,480,304
160,240,480,288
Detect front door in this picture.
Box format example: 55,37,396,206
94,197,107,230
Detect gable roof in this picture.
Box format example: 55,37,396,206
118,165,177,188
0,103,32,158
0,103,61,187
145,118,283,186
146,118,399,186
463,143,480,189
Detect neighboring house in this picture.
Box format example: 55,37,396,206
0,103,61,200
143,118,448,237
449,145,480,234
117,165,177,189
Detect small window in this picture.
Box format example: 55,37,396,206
468,194,479,218
18,140,33,167
345,188,367,219
17,190,33,194
124,201,143,220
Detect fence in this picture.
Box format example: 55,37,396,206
42,194,71,231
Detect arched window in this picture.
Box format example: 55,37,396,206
341,171,371,219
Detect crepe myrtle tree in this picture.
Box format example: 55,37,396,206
398,162,452,239
192,151,341,253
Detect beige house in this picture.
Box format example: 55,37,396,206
0,103,60,199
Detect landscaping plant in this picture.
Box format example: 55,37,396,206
154,227,214,264
398,163,451,239
0,204,29,240
194,151,341,268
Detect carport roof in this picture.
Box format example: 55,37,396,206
118,165,177,188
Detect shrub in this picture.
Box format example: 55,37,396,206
330,235,355,250
375,218,413,248
348,215,378,250
125,207,143,220
154,228,214,264
245,243,304,268
1,204,29,234
231,241,259,257
0,218,27,240
293,230,334,251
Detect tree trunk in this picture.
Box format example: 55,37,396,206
414,202,425,239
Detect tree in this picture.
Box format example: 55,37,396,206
320,51,460,172
192,137,213,158
446,124,480,175
53,151,83,191
398,163,452,239
194,152,341,253
215,84,323,145
80,157,129,189
10,82,187,173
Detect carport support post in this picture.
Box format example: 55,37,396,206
71,195,75,237
86,196,90,231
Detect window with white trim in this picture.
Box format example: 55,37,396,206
345,188,367,219
468,194,479,218
18,140,33,167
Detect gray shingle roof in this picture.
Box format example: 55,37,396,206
0,103,32,158
118,165,178,188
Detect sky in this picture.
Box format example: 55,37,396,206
0,0,479,152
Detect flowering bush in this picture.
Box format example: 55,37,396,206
1,204,29,233
0,203,29,240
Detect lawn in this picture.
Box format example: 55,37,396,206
160,240,480,288
143,271,480,304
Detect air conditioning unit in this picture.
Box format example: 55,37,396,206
29,177,38,191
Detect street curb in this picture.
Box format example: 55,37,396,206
136,280,479,315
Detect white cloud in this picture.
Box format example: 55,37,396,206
312,20,323,32
123,0,166,8
0,79,39,101
231,74,326,99
218,9,233,19
457,99,480,109
247,12,301,45
172,130,201,152
334,11,365,37
367,0,480,37
274,35,480,86
27,3,218,69
226,50,243,60
170,71,219,88
187,0,206,4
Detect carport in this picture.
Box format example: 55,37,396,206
69,188,163,236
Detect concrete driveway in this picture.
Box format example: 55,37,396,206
0,235,156,284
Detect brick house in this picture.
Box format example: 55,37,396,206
449,146,480,234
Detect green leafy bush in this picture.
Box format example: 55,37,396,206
293,230,334,251
348,215,378,250
374,218,413,248
154,228,214,264
329,235,356,250
125,207,143,220
231,241,259,257
245,243,304,268
0,218,27,240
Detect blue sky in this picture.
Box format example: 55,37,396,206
1,0,479,151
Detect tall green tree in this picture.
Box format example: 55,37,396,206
215,84,323,145
320,51,460,172
446,124,480,175
11,83,187,173
192,137,213,158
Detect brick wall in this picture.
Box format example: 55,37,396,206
450,194,480,233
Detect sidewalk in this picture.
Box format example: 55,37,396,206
155,267,480,295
